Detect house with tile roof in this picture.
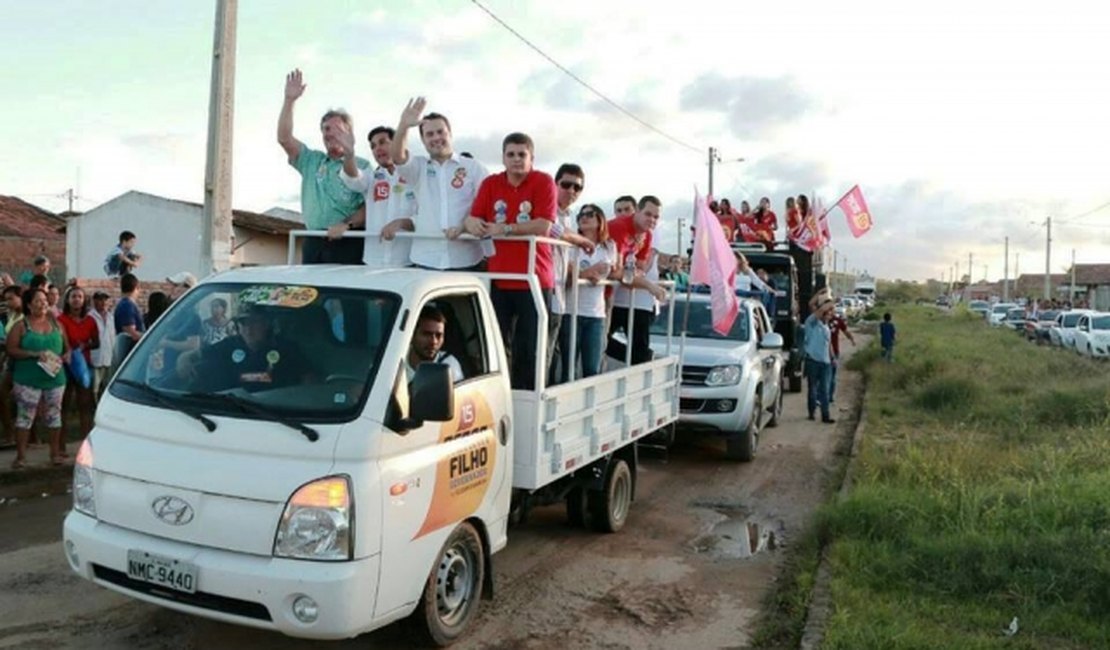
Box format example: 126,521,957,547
62,190,304,282
0,195,68,283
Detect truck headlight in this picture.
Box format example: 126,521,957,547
274,476,352,561
705,365,741,386
73,439,96,517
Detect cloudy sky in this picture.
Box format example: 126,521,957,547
3,0,1108,282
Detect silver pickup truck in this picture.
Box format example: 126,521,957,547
648,294,785,461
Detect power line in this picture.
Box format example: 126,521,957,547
468,0,704,155
1056,199,1110,224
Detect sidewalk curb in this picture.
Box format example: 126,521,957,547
798,375,869,649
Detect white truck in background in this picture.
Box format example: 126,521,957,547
62,235,680,645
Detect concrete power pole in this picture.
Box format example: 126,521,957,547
1003,236,1009,302
1043,216,1052,301
707,147,717,198
1070,249,1076,301
201,0,238,277
968,252,973,286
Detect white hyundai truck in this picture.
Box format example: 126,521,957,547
62,237,679,645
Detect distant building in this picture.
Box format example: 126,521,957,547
1070,264,1110,310
0,195,67,283
63,190,304,282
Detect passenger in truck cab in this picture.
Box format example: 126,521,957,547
406,305,464,384
176,304,314,392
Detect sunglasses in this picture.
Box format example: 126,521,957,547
560,180,584,192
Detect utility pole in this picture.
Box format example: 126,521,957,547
1070,249,1076,301
201,0,238,277
1043,216,1052,301
982,264,988,283
677,216,685,257
1003,236,1009,302
707,147,717,198
65,188,75,213
968,252,973,286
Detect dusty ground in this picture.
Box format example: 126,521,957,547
0,341,864,650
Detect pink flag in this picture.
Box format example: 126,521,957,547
833,185,873,238
690,192,738,335
793,200,830,253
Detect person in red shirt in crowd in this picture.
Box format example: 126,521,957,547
717,198,738,242
752,196,778,244
826,304,855,404
784,196,803,243
606,196,666,364
57,285,99,442
464,132,557,390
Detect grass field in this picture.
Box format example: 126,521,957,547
818,306,1110,649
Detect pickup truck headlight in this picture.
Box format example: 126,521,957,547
72,439,96,517
705,365,742,386
274,476,352,561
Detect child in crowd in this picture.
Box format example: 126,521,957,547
880,312,896,362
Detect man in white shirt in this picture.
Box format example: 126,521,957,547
333,125,415,268
89,291,116,399
390,98,488,270
405,306,464,383
547,163,595,383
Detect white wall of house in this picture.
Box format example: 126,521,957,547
66,191,206,281
231,227,302,267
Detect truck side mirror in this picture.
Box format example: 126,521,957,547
760,333,784,350
387,363,455,433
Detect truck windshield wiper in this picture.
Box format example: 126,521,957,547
186,391,319,442
115,379,217,432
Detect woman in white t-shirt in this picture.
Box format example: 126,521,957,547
558,204,616,382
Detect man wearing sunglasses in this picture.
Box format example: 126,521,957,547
547,164,596,384
463,133,557,390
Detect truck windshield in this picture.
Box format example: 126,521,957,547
110,282,400,422
652,300,750,341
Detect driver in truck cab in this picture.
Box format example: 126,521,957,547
406,305,464,383
176,303,314,392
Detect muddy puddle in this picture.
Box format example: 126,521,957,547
689,502,782,559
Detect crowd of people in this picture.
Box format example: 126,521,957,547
709,193,820,248
0,263,196,469
277,69,672,389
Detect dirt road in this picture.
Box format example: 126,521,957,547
0,346,863,650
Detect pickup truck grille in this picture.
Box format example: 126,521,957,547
681,365,711,386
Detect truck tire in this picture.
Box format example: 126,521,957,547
587,459,632,533
726,391,761,462
414,522,485,647
566,487,588,528
765,384,784,428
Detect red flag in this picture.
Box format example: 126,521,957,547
834,185,873,238
690,192,738,335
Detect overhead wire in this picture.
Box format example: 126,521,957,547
468,0,705,156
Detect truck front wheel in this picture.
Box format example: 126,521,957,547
588,459,632,533
415,522,485,646
726,391,761,462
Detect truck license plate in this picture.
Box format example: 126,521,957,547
126,550,198,594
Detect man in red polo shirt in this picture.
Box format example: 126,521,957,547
464,132,557,390
607,196,665,364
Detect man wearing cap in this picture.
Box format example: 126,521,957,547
278,69,369,264
177,304,312,392
89,291,116,399
803,295,836,424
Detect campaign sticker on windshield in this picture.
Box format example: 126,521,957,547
238,285,318,308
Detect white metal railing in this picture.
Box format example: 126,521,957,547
284,229,678,393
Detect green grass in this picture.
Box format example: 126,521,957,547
819,306,1110,648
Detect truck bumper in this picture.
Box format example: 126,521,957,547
63,511,384,640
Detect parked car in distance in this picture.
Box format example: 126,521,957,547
1003,307,1027,332
968,300,991,320
1073,312,1110,358
1024,309,1059,343
935,295,951,307
988,302,1018,327
1049,309,1096,349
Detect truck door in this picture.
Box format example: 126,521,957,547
754,305,782,395
374,290,510,619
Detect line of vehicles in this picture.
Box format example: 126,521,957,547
965,299,1109,358
60,233,862,644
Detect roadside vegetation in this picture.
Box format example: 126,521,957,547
819,305,1110,648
